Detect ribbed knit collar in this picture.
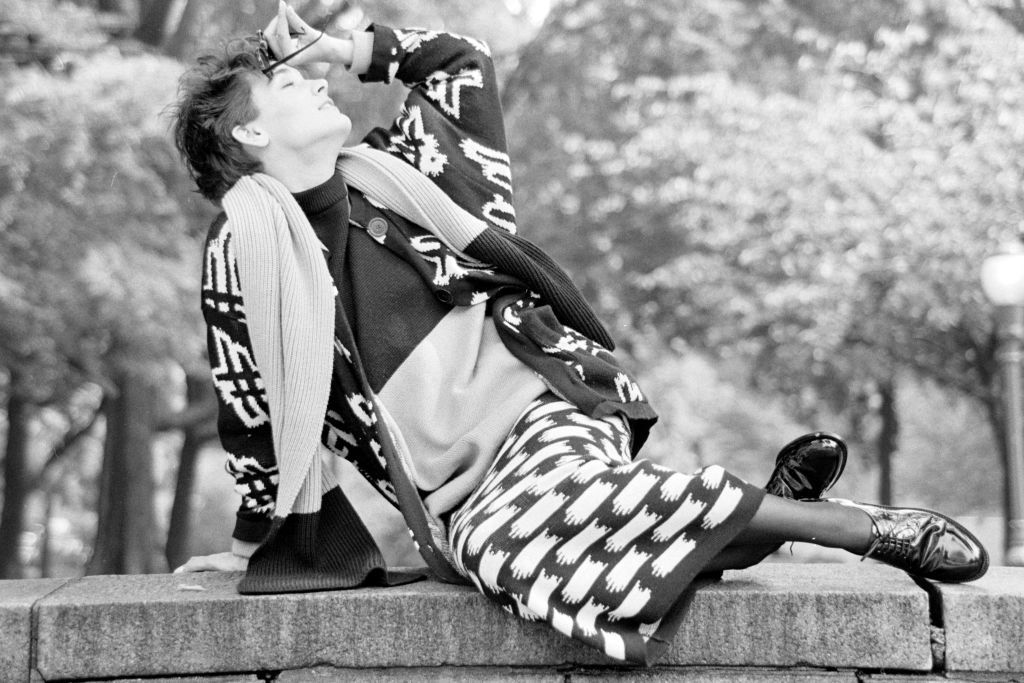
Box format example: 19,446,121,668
293,170,349,258
292,170,348,216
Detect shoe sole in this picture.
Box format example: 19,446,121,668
771,431,849,498
839,500,990,583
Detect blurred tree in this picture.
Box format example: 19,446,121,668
819,1,1024,539
0,372,31,577
0,0,207,574
133,0,178,48
504,0,1021,513
161,371,217,571
87,368,162,574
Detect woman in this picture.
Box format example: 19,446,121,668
171,2,987,664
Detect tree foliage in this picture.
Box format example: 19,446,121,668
0,41,205,396
505,0,1021,522
0,0,208,575
509,0,1020,382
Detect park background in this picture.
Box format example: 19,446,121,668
0,0,1020,578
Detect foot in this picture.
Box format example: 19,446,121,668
739,433,848,565
830,500,989,583
764,432,848,500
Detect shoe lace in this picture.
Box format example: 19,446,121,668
859,519,917,565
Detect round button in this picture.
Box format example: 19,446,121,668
435,289,454,304
367,217,388,239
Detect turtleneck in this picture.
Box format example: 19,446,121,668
293,170,348,214
293,170,349,256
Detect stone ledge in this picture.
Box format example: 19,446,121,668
0,564,1020,682
0,579,70,683
935,567,1024,673
665,564,930,670
28,564,926,679
285,666,862,682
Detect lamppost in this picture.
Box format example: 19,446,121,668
981,241,1024,566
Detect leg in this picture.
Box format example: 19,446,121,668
701,433,986,581
700,543,780,573
731,494,873,553
704,494,988,583
700,495,872,572
698,433,858,574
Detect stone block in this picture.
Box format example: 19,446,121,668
282,666,564,682
33,564,933,680
571,666,859,681
102,667,564,683
33,572,607,680
859,675,958,682
659,563,933,670
936,566,1024,673
0,578,69,683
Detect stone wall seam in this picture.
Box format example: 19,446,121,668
29,578,80,683
909,574,947,673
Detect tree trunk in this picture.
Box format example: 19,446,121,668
164,429,200,571
981,358,1016,562
97,0,133,15
86,370,159,575
164,0,202,60
39,491,53,578
164,373,211,570
133,0,180,47
876,378,899,507
0,377,32,579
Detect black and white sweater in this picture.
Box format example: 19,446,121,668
201,25,657,589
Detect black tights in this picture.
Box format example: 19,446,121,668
703,495,873,572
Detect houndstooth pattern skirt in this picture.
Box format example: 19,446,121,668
448,394,764,664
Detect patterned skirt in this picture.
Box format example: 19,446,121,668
448,395,765,664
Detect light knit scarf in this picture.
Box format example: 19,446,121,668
336,144,490,251
222,174,334,522
220,145,488,553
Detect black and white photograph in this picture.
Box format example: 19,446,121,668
0,0,1022,680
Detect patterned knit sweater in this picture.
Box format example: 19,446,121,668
202,26,658,583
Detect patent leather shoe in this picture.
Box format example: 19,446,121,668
831,499,989,583
764,432,848,500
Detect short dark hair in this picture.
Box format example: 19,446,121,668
171,37,265,202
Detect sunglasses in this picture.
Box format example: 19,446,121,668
255,28,324,77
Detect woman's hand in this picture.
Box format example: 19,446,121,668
262,1,352,69
173,552,249,573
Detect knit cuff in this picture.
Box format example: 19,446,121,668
360,24,401,84
347,30,374,75
233,510,272,544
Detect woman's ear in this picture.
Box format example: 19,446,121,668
231,123,269,148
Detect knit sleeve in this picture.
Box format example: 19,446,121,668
359,25,517,234
201,214,276,543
